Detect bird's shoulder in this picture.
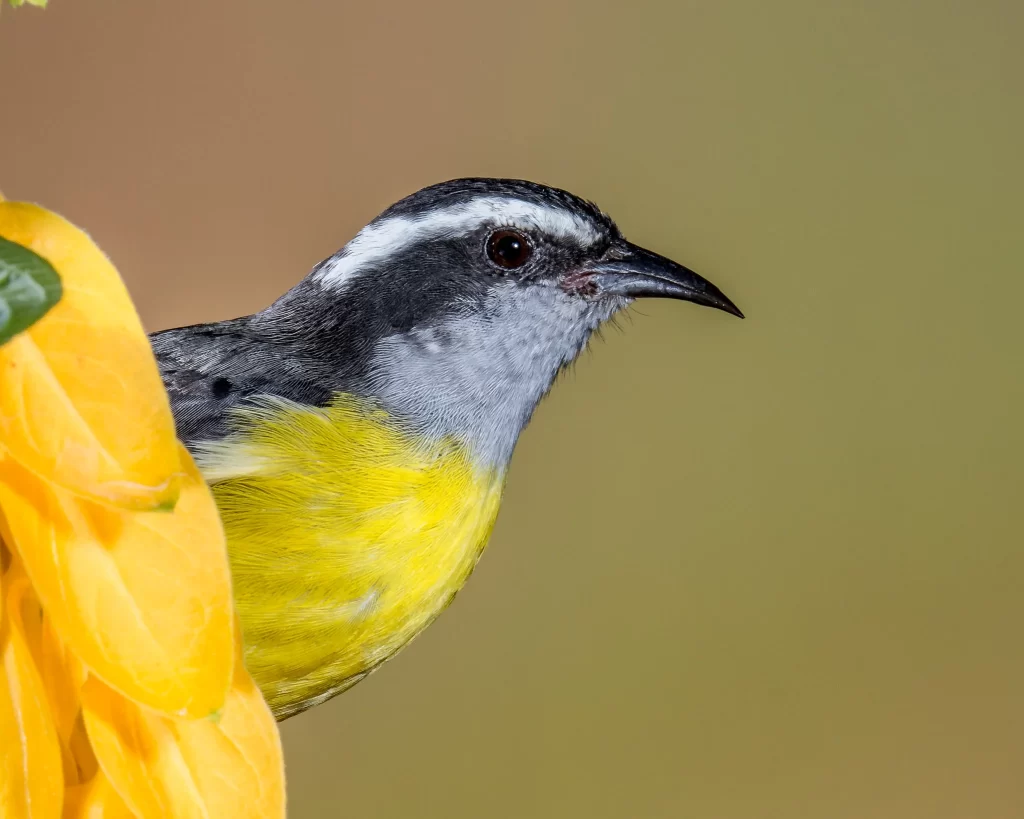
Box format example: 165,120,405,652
150,317,334,447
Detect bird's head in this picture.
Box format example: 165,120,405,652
266,178,742,466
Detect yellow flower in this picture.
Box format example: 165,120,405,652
0,199,285,817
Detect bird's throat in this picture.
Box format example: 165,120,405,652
194,394,505,719
363,283,620,466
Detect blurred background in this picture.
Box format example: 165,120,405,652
2,1,1022,816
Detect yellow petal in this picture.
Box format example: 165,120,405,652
0,566,64,818
0,201,182,511
5,556,87,786
83,638,285,819
80,677,202,818
168,631,285,817
63,770,134,819
17,579,85,748
0,449,234,717
67,710,99,788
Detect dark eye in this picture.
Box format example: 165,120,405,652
486,229,533,269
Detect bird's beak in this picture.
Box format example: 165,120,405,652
583,241,744,318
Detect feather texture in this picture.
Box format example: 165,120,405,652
195,394,504,719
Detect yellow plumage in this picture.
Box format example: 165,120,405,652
197,394,504,719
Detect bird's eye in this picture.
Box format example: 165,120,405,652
486,229,533,269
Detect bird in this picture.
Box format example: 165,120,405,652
149,178,743,720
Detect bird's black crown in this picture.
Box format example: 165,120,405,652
378,177,619,237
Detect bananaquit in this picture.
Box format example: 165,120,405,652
151,178,743,720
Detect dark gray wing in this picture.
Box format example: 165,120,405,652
150,317,337,448
150,318,258,445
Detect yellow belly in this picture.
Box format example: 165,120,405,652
195,395,504,719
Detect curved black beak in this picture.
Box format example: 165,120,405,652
586,241,744,318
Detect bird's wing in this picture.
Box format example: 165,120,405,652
151,318,338,456
151,320,257,446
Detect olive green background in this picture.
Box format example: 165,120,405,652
2,1,1022,816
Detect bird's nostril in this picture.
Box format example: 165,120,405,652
601,244,632,262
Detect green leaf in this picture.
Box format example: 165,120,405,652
0,236,62,346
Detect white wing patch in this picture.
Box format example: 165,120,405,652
314,197,603,290
192,439,272,482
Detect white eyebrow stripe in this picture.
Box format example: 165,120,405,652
314,197,602,289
